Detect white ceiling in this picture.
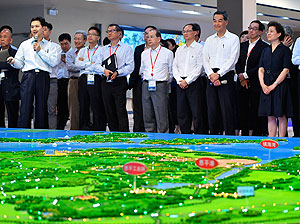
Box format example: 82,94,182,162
2,0,300,30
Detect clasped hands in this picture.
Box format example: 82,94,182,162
209,72,221,86
104,69,118,80
261,83,276,95
238,74,248,89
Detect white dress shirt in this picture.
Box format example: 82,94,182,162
173,40,203,85
66,48,80,78
203,30,240,78
243,38,259,79
12,37,60,73
98,41,134,77
292,37,300,69
140,45,173,82
75,44,103,76
56,47,73,79
49,41,62,78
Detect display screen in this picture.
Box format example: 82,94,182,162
120,25,185,50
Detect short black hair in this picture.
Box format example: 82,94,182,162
239,30,248,38
183,23,200,37
30,17,46,27
149,27,161,38
144,25,157,31
267,21,285,41
0,25,13,33
58,33,71,42
108,24,122,33
103,37,111,46
250,20,265,32
88,26,101,36
213,10,228,21
166,38,176,47
193,23,201,37
160,39,168,48
44,22,53,31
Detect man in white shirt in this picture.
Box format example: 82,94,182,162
66,30,87,130
173,23,204,134
43,22,61,129
75,26,106,131
57,33,72,130
100,24,134,132
140,28,173,133
7,17,60,129
203,11,240,135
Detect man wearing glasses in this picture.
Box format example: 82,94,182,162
173,24,205,134
235,20,269,136
100,24,134,132
75,26,106,131
128,25,156,132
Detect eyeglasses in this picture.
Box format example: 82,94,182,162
182,30,194,34
106,29,117,34
87,33,99,36
248,27,259,31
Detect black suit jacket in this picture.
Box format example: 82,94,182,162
235,39,269,91
128,44,145,89
0,46,20,101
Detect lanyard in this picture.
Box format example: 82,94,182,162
87,45,99,62
110,45,119,56
150,46,162,76
247,45,255,58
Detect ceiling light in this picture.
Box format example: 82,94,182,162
181,10,201,15
132,4,155,9
86,0,103,2
193,4,202,7
281,16,289,20
257,12,264,16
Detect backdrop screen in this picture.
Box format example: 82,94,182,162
120,25,185,50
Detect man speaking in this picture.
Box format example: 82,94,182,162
7,17,59,129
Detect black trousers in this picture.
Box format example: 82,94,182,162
237,86,268,136
18,70,50,129
132,76,144,132
290,73,300,137
57,78,69,130
0,85,19,128
206,71,236,135
78,74,106,131
169,79,178,133
102,76,129,132
177,77,205,134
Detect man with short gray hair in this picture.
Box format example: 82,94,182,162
65,30,87,130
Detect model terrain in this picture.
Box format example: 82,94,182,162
0,131,299,223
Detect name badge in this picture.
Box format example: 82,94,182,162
148,80,156,91
0,72,5,79
87,74,94,85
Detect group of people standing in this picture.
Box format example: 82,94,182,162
0,10,299,137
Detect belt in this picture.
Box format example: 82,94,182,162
27,69,49,74
70,76,79,79
144,80,167,83
50,77,57,80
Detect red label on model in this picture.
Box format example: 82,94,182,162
122,162,147,175
260,140,279,149
195,157,218,170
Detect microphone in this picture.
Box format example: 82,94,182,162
33,35,38,51
210,80,227,86
33,35,38,42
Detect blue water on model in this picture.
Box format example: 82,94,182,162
0,128,299,163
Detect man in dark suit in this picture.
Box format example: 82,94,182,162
128,25,156,132
0,26,20,128
235,20,269,136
